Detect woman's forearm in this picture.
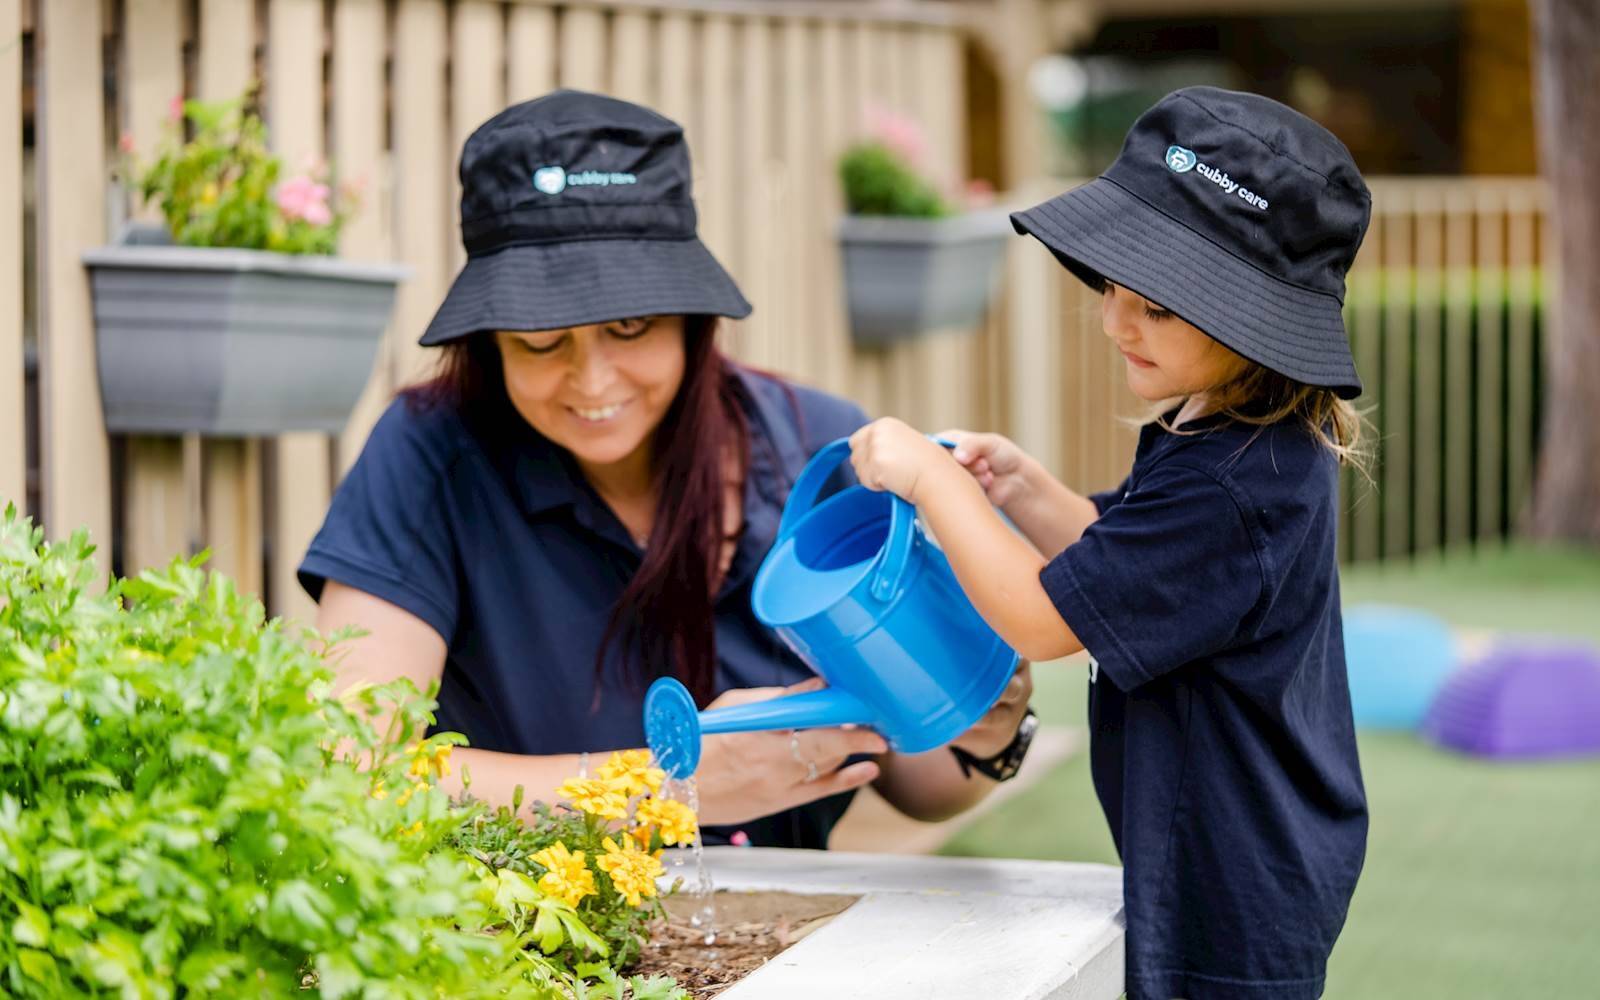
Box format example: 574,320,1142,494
1004,456,1101,557
872,747,995,823
428,746,594,816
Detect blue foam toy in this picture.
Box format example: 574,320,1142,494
1343,604,1459,729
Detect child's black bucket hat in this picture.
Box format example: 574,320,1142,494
420,89,751,346
1012,86,1371,398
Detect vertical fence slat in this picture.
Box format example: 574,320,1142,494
0,0,21,509
1009,234,1059,480
777,16,814,386
1412,185,1444,557
335,0,395,474
392,0,450,388
695,15,737,304
196,0,262,594
1443,187,1474,550
814,17,851,397
267,0,333,621
609,8,653,104
559,6,607,94
1348,209,1382,563
915,26,971,433
653,12,694,139
843,19,883,416
450,0,508,280
507,3,557,102
37,0,113,562
1505,185,1537,529
1474,185,1506,545
734,16,772,371
1381,188,1414,560
121,0,187,575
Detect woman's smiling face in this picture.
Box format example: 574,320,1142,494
495,315,686,471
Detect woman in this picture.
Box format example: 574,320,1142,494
300,90,1035,847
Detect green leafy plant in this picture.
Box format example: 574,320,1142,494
840,104,998,219
119,85,355,255
839,144,951,218
0,504,687,999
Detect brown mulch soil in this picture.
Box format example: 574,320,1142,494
625,891,859,998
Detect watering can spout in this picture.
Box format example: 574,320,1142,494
645,677,874,779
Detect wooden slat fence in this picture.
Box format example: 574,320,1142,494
2,0,1553,628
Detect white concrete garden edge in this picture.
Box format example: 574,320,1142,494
662,847,1125,999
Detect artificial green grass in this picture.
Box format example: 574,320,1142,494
943,544,1600,998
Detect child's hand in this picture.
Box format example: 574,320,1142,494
848,418,949,504
938,429,1032,509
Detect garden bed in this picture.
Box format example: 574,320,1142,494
629,891,858,997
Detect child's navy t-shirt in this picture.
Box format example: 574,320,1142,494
1040,412,1367,1000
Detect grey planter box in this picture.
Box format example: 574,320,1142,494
837,209,1011,345
81,225,409,436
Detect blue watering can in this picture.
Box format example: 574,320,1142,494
644,437,1020,778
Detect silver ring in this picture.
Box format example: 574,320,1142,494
789,731,820,783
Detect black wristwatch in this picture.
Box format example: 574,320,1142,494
950,707,1038,782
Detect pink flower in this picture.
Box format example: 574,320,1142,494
962,178,996,209
117,132,136,155
168,95,185,123
864,102,927,166
730,830,751,847
276,173,332,226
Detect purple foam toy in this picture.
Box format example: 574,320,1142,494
1421,641,1600,759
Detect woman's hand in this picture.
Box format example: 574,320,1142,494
937,429,1035,511
949,660,1033,759
848,418,952,504
691,679,888,826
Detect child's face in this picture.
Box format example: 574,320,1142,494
1101,282,1247,402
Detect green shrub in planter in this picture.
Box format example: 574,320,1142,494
0,506,684,999
836,109,1008,343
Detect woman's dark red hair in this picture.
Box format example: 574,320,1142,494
401,317,747,708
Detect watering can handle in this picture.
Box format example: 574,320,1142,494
779,436,955,604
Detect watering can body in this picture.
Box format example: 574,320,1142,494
645,437,1020,778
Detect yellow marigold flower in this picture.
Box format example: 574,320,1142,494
596,836,664,907
530,841,597,908
627,825,654,850
406,742,453,781
396,820,425,837
557,777,628,819
395,781,427,808
370,780,389,800
598,749,666,797
200,181,219,205
636,797,698,847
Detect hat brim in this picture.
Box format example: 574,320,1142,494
1011,177,1362,399
419,237,752,346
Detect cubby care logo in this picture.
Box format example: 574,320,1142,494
533,165,639,196
1163,144,1269,211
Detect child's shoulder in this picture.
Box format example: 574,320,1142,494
1145,415,1335,500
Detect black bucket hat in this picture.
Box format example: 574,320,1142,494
420,90,751,346
1012,87,1371,398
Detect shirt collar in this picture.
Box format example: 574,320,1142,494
484,369,802,575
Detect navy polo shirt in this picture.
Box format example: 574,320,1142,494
299,369,868,849
1042,412,1367,1000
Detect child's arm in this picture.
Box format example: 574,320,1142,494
850,419,1085,664
942,430,1100,557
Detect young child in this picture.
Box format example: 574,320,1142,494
849,87,1369,1000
